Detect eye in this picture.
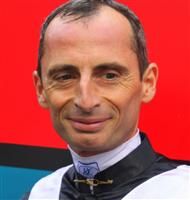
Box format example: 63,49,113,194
55,73,76,81
103,72,119,80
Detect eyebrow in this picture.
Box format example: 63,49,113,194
94,62,129,74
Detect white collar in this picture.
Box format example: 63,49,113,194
69,129,141,178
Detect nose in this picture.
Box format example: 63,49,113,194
74,76,100,112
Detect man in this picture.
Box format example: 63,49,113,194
25,0,190,199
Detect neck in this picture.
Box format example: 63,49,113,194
69,129,141,178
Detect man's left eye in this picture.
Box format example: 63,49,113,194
103,73,118,80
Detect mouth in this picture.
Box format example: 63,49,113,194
67,117,111,133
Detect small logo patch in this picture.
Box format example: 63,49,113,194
78,161,100,178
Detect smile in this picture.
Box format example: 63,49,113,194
67,117,111,132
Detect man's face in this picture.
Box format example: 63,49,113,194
34,7,157,156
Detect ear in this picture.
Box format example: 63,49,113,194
33,71,49,108
141,63,158,103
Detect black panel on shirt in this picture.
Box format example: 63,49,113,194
58,133,190,200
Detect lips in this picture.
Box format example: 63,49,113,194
67,117,111,132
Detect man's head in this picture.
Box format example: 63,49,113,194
34,0,158,156
37,0,149,79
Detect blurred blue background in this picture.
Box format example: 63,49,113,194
0,166,51,200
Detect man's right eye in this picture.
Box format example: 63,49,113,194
55,73,75,81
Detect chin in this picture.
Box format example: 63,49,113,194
71,138,109,155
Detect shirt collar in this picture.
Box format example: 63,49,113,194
69,129,141,178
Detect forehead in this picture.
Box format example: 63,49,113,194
44,6,134,52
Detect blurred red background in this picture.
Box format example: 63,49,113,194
0,0,189,160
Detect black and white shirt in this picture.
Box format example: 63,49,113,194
24,133,190,199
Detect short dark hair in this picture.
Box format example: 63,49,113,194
37,0,149,79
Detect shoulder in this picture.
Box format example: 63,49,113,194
33,164,73,187
122,165,190,199
28,164,73,200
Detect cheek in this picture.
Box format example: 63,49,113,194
45,89,73,110
109,86,142,118
45,93,68,131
